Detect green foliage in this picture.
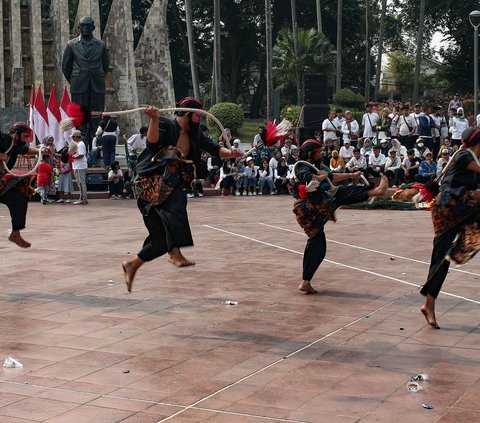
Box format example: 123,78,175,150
387,51,415,98
207,103,244,136
333,88,365,109
280,105,302,126
238,119,265,144
273,28,334,100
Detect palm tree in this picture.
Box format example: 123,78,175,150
374,0,387,100
413,0,425,103
273,28,334,99
265,0,273,119
185,0,199,98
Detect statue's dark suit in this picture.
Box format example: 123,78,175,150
62,35,109,111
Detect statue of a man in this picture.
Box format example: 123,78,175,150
62,16,109,113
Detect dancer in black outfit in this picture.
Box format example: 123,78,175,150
292,139,388,294
421,127,480,328
121,99,241,292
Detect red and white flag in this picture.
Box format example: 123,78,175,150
32,85,49,145
28,85,35,144
60,86,74,142
47,85,64,151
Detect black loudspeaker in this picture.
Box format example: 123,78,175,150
86,173,108,191
302,104,330,128
304,74,329,104
298,127,318,145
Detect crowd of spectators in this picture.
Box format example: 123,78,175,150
23,95,480,202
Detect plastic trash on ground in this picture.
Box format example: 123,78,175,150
407,381,422,392
411,373,429,381
3,357,23,368
224,300,239,305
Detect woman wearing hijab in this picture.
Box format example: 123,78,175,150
420,128,480,329
41,135,57,198
292,139,388,294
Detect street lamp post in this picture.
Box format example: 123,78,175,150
470,10,480,119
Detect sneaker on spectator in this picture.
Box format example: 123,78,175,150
110,195,116,200
235,191,240,196
392,185,397,188
258,192,262,195
248,192,253,196
253,192,257,195
242,191,247,196
56,199,65,203
198,193,203,197
65,199,71,204
270,192,275,195
73,199,86,205
187,193,194,198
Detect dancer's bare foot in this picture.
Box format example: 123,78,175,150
369,174,389,198
421,305,440,329
168,247,196,268
122,256,143,293
8,230,31,248
299,280,318,294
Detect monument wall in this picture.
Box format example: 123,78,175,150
0,0,175,135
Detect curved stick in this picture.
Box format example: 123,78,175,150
62,106,232,149
1,141,44,177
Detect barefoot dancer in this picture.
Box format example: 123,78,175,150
0,123,49,248
292,139,388,294
420,127,480,329
122,99,241,292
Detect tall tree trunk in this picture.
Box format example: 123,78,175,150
413,0,425,103
213,0,221,103
316,0,322,34
374,0,387,100
250,64,266,118
185,0,199,98
290,0,302,105
265,0,273,119
364,0,371,101
336,0,342,92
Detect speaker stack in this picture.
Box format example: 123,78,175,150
299,74,331,145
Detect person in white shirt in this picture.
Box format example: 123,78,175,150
126,126,148,158
361,102,379,140
397,106,417,150
476,113,480,128
108,160,124,199
232,139,246,154
339,140,355,163
346,149,367,176
341,110,359,146
70,130,88,205
269,149,282,172
333,108,345,141
322,110,339,148
389,106,400,138
367,145,386,178
436,149,451,177
95,115,120,169
281,139,297,156
390,138,408,160
384,149,402,186
450,107,469,148
409,103,422,137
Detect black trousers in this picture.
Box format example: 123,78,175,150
420,229,457,298
0,188,28,231
302,185,369,281
137,189,193,262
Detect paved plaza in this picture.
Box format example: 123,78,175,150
0,196,479,422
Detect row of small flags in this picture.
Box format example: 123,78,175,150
28,85,74,151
